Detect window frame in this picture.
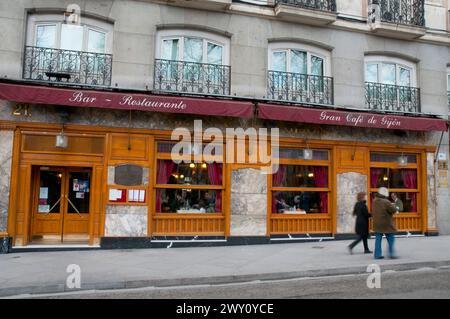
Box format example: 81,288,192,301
270,147,332,216
268,42,332,76
364,55,417,87
154,141,226,215
26,13,113,54
155,29,230,65
369,151,420,214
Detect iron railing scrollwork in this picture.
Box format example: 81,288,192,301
275,0,336,12
153,59,231,95
267,70,334,105
365,82,421,113
370,0,425,27
22,46,112,86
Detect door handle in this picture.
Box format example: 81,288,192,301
65,195,83,217
43,196,63,215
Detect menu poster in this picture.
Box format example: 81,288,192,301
73,179,80,191
79,180,90,193
39,187,48,199
109,188,126,202
38,205,50,213
76,192,85,199
128,189,146,203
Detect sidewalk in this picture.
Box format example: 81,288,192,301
1,236,450,297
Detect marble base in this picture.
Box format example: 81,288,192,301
336,172,368,234
0,131,13,233
104,205,148,237
230,168,267,236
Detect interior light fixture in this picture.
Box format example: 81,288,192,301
398,153,408,166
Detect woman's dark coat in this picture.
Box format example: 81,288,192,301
353,200,370,237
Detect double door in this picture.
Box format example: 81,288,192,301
31,166,91,244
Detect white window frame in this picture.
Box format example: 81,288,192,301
268,42,332,77
447,67,450,92
26,13,113,54
364,55,417,87
155,29,230,65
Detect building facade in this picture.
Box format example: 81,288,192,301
0,0,449,248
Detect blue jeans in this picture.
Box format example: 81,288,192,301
374,233,395,258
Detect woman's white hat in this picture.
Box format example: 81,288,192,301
378,187,389,198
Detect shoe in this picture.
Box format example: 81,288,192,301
374,256,384,259
348,246,353,255
364,250,373,254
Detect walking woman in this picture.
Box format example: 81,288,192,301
348,192,372,254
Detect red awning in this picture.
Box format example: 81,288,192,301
0,82,254,119
258,103,449,132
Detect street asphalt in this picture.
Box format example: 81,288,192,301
1,235,450,298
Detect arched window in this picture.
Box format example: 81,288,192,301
267,42,333,105
154,29,231,95
24,13,113,86
364,55,419,112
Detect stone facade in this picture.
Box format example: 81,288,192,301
336,172,368,234
104,205,148,237
0,130,13,233
230,168,267,236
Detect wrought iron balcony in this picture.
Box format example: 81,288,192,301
275,0,336,12
370,0,425,27
267,70,334,105
153,59,231,96
22,46,112,86
365,82,421,113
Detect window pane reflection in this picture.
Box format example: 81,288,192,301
157,189,221,213
273,165,328,188
272,191,328,214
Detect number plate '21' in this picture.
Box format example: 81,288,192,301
13,103,31,117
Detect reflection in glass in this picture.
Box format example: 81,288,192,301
272,191,328,214
61,24,83,51
291,50,307,74
88,29,106,53
381,63,396,85
272,51,287,72
36,25,56,48
366,63,378,82
157,189,221,213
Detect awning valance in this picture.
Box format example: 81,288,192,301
258,103,449,132
0,82,254,119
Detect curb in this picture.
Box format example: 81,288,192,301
2,260,450,298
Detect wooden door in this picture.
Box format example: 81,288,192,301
31,166,91,244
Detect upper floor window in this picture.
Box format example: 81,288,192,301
365,56,416,87
364,55,419,112
267,42,333,105
154,29,231,95
27,14,113,53
23,14,113,86
447,67,450,108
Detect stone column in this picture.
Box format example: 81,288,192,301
0,130,13,233
426,152,437,231
336,172,368,234
104,205,148,237
230,168,267,236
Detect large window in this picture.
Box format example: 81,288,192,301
267,42,333,104
24,14,113,85
370,152,419,213
155,142,224,214
155,29,230,94
447,67,450,108
365,55,419,112
271,148,330,215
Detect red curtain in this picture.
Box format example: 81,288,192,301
313,166,328,214
402,169,418,212
156,160,175,213
272,165,286,214
370,168,383,188
272,165,286,187
207,163,223,212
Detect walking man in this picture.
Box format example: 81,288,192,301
372,187,399,259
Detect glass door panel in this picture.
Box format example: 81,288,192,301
67,171,91,214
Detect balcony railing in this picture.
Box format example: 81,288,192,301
23,46,112,86
153,59,231,95
267,70,334,105
365,82,421,113
275,0,336,12
371,0,425,27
